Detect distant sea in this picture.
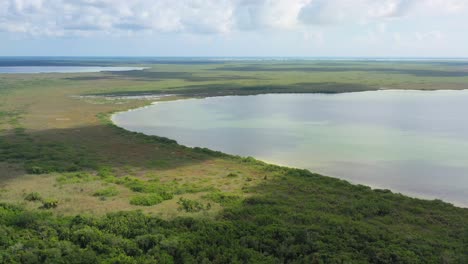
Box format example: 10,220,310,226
1,56,468,67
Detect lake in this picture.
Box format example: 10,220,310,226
112,91,468,207
0,66,146,74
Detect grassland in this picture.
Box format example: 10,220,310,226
1,59,468,263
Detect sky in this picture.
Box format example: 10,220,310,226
0,0,467,57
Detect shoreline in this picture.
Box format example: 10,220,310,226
109,92,468,208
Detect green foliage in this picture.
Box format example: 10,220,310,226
97,167,116,179
0,134,97,174
1,162,468,262
41,199,58,209
130,194,167,206
116,177,173,197
116,177,151,192
177,198,210,213
0,196,466,264
57,172,95,184
192,147,226,157
135,234,164,252
203,191,241,206
24,192,42,202
0,109,23,128
93,187,119,198
23,193,59,210
106,176,212,200
241,156,260,164
226,172,238,178
26,165,50,174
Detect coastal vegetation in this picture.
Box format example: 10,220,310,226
0,59,468,263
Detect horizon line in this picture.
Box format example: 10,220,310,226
1,56,468,60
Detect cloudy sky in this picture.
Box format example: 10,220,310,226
0,0,467,57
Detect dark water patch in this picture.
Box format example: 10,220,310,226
0,66,146,74
0,57,227,67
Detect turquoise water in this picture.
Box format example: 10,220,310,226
113,91,468,207
0,66,145,74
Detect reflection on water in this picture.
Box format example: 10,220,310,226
113,91,468,207
0,66,146,74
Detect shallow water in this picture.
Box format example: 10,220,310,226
0,66,145,74
113,91,468,207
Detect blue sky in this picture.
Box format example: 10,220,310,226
0,0,467,57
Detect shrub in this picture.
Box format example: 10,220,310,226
41,199,59,209
57,172,94,184
26,166,49,175
24,192,42,202
193,147,225,157
177,198,210,212
159,192,174,200
101,254,137,264
241,156,258,164
97,167,115,179
72,226,103,248
124,178,146,192
226,173,238,178
93,187,119,198
135,234,165,252
130,195,164,206
204,191,240,206
116,177,176,199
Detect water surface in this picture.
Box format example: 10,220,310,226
0,66,145,74
113,91,468,207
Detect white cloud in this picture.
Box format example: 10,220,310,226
415,30,443,42
388,30,447,54
233,0,312,30
0,0,466,36
425,0,468,13
298,0,417,25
